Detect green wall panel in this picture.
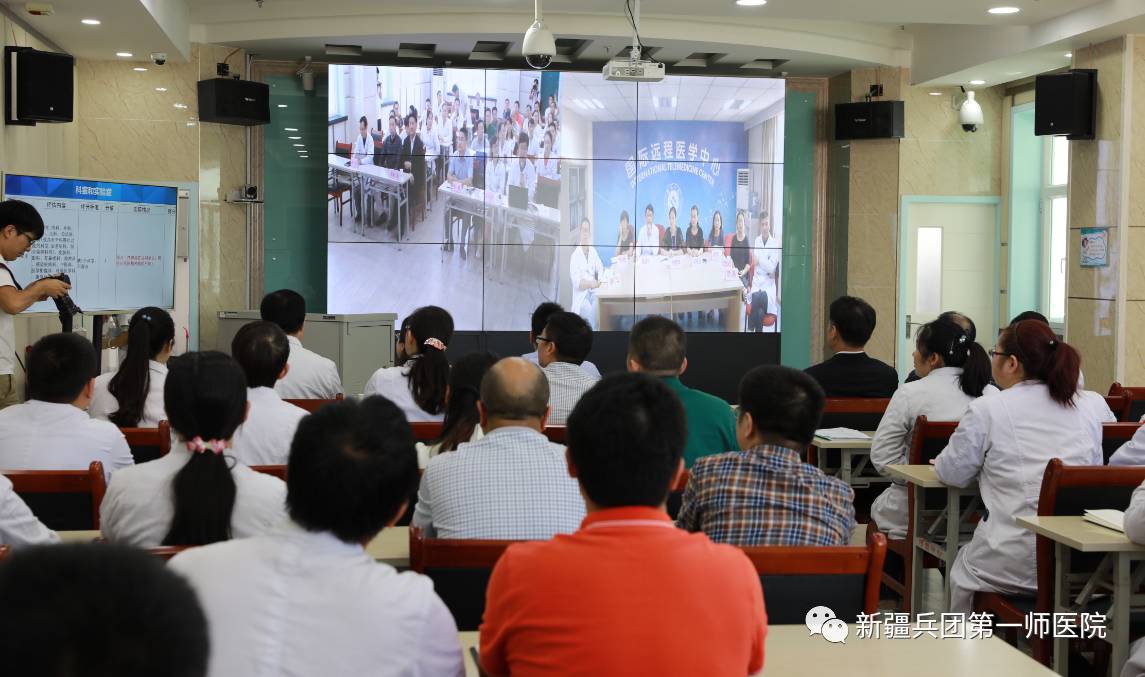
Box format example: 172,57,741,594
781,90,817,368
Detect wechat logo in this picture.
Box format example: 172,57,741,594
806,606,849,644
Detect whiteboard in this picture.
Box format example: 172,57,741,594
2,174,178,312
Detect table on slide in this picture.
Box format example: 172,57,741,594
1016,515,1145,676
594,252,746,331
457,624,1055,677
57,526,411,569
327,155,412,240
812,431,887,488
885,464,981,613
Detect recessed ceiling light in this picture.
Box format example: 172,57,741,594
116,51,133,58
929,91,943,96
987,6,1020,15
284,127,298,131
277,104,288,108
288,136,301,140
1064,52,1072,58
155,87,167,92
735,0,767,5
81,18,101,26
969,79,986,85
133,67,148,72
293,143,305,147
173,103,188,109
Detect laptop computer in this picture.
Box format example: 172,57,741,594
535,180,559,209
508,184,528,210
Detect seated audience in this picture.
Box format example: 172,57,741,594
412,357,583,539
904,310,976,383
804,295,898,397
1110,424,1145,466
228,322,308,466
537,311,600,425
870,318,996,540
935,320,1115,613
0,544,209,677
89,306,174,427
0,473,58,546
1123,483,1145,675
627,316,737,467
171,396,463,677
677,366,855,546
260,289,343,399
416,351,498,468
100,351,286,547
0,333,132,483
521,302,600,377
480,373,766,676
1006,310,1086,389
365,305,453,422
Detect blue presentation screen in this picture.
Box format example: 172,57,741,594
2,174,178,312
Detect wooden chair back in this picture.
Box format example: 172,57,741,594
1124,389,1145,424
1104,393,1131,422
1101,422,1144,462
667,469,690,520
542,425,566,444
149,545,193,561
740,530,886,624
283,394,344,413
5,461,107,530
409,527,517,631
120,420,171,463
410,421,444,442
334,141,352,158
0,544,9,562
819,398,892,433
250,465,287,481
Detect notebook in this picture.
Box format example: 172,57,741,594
814,428,871,441
1083,509,1125,533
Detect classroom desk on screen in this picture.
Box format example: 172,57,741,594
327,154,412,240
1016,515,1145,676
812,431,886,488
594,253,745,331
456,625,1056,677
886,464,980,613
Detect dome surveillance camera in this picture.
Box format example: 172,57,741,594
151,52,167,66
523,19,555,70
959,90,983,133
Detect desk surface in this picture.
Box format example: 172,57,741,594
327,154,411,184
1016,515,1145,553
886,464,948,488
457,625,1054,677
596,254,744,300
813,432,875,450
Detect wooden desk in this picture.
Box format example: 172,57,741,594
1017,515,1145,675
58,530,100,543
457,625,1055,676
886,464,980,613
813,431,884,487
460,631,480,677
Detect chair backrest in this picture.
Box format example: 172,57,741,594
542,425,566,444
120,420,172,463
283,393,344,414
410,421,444,442
334,141,352,158
906,417,961,513
819,398,892,433
1102,422,1144,462
667,470,690,520
250,465,287,481
149,545,193,561
409,527,517,630
5,461,107,530
739,531,886,624
0,545,9,561
1105,394,1131,422
1124,388,1145,424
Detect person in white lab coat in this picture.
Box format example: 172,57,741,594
934,320,1115,613
228,322,308,466
505,132,538,202
0,473,58,547
1110,419,1145,465
0,333,132,484
364,305,453,423
537,131,560,180
1121,482,1145,677
569,218,604,329
89,306,174,428
259,289,343,399
748,212,781,332
100,351,286,548
870,318,997,540
636,203,661,256
169,396,464,677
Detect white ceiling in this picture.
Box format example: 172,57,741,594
0,0,187,61
560,75,785,122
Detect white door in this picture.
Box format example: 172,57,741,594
899,200,999,377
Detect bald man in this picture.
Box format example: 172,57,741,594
411,358,585,539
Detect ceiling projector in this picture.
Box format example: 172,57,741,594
603,59,665,82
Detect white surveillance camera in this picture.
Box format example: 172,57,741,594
151,52,167,66
959,90,983,133
523,19,555,70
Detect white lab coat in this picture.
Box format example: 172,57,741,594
506,158,537,202
363,362,444,423
934,381,1115,613
636,224,661,256
351,134,373,161
169,520,463,677
1121,481,1145,677
1109,415,1145,466
230,387,308,466
869,367,998,539
0,473,58,547
486,160,508,196
0,400,133,483
750,234,781,324
275,336,343,400
88,360,168,428
569,245,604,329
537,154,560,180
99,443,287,548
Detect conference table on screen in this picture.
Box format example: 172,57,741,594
327,154,412,240
595,253,746,331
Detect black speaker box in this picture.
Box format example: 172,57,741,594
834,100,904,140
4,46,75,126
197,78,270,126
1035,69,1096,140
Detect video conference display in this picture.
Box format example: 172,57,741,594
326,65,785,332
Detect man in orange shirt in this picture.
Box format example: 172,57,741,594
480,373,767,676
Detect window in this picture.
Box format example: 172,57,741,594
1043,136,1069,325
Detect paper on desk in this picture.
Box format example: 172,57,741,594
1083,509,1125,533
814,428,871,441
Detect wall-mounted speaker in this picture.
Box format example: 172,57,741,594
197,78,270,126
1035,69,1096,140
834,100,904,140
4,46,75,126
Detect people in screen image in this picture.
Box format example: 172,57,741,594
447,129,474,186
351,115,372,161
506,132,537,202
570,218,604,329
707,209,726,252
748,211,781,332
661,206,684,254
487,155,508,196
730,210,751,291
685,205,705,254
538,131,560,180
636,204,660,256
615,210,635,259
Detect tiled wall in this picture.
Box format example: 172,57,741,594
1124,36,1145,386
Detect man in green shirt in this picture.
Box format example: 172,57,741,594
627,316,739,467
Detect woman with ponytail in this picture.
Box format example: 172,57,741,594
934,320,1116,613
364,306,454,423
415,351,497,468
869,317,997,543
89,307,175,427
99,351,287,547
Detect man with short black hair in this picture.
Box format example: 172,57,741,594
804,295,898,397
536,311,599,424
521,302,600,377
0,543,210,677
229,321,307,466
628,316,738,467
171,396,463,676
412,357,583,538
0,333,131,482
260,289,342,399
480,373,766,675
678,365,855,546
